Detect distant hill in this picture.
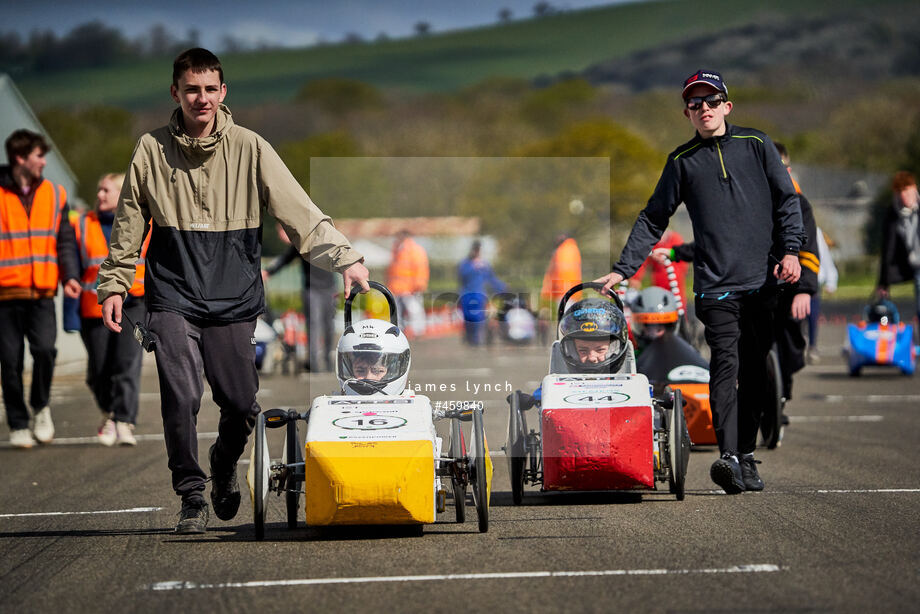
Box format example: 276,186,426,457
577,7,920,91
16,0,915,111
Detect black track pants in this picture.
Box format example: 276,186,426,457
79,302,145,424
147,310,260,502
0,299,56,430
695,290,776,456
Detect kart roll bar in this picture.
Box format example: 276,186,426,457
557,282,626,323
344,280,399,328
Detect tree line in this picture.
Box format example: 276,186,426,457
0,22,200,75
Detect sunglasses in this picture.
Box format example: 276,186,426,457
685,93,726,111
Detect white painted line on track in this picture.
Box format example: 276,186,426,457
0,506,162,518
819,394,920,403
816,489,920,494
788,415,883,423
147,563,782,591
0,431,220,448
702,488,920,495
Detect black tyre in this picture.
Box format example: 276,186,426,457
471,408,489,533
253,413,267,541
285,420,301,530
507,392,526,505
449,418,466,524
667,390,689,501
760,347,784,449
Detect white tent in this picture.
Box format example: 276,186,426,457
0,73,82,207
0,73,87,369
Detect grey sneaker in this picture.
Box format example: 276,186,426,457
175,500,209,534
209,444,241,521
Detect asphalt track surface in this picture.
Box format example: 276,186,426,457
1,317,918,613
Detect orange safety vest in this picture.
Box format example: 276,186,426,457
0,180,66,290
387,237,429,295
73,211,150,318
541,237,582,303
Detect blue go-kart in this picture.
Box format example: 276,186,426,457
844,299,917,376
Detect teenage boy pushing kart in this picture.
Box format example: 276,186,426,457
597,70,805,494
97,48,369,534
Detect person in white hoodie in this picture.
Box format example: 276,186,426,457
807,228,838,364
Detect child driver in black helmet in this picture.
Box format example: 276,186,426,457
558,297,630,373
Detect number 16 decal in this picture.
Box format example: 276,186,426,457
332,415,408,430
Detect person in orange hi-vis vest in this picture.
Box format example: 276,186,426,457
0,129,81,448
541,233,582,308
387,229,429,337
72,173,151,447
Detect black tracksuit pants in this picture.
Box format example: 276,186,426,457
146,310,260,503
695,289,777,456
0,299,56,430
773,290,807,401
79,301,145,425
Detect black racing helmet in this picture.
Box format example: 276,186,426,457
558,297,629,373
865,298,900,325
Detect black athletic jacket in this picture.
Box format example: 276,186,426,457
671,192,820,296
613,124,805,294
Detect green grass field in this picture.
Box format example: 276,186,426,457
16,0,907,110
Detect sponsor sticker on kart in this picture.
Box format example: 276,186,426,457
541,373,652,408
308,394,436,443
667,365,710,383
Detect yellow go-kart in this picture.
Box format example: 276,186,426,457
247,281,491,539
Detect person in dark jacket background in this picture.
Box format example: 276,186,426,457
262,225,337,372
771,143,819,411
877,170,920,326
596,69,804,495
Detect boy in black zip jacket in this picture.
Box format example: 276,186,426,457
596,69,805,494
658,142,820,435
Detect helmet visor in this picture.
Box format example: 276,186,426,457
561,335,623,369
338,346,410,385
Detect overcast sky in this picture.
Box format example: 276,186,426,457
1,0,633,50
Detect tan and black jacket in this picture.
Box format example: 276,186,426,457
97,105,362,322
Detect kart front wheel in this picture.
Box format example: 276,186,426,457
248,413,269,541
449,418,466,524
507,391,526,505
667,389,689,501
470,408,490,533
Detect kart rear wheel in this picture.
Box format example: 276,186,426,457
251,413,269,541
470,408,489,533
760,347,784,449
449,418,466,524
507,391,526,505
284,419,301,530
667,389,689,501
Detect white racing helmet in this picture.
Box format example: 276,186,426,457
336,318,411,395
